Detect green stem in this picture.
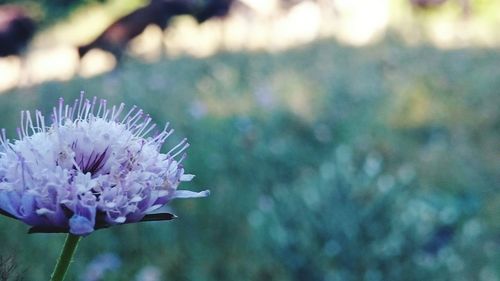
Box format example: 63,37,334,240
50,234,81,281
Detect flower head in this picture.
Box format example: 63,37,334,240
0,93,208,236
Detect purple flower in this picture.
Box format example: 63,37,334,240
135,266,162,281
81,252,121,281
0,93,209,236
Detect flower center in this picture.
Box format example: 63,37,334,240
74,148,109,176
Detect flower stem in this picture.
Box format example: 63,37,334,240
50,234,81,281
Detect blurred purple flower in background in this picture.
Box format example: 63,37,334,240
81,252,121,281
0,93,209,236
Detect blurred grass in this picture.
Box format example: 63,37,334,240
0,36,499,280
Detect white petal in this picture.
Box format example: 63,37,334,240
180,174,195,181
129,195,143,203
145,204,162,213
36,208,54,215
173,190,210,199
114,216,126,223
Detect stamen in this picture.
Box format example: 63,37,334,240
127,110,144,129
102,107,110,121
96,99,107,118
90,96,98,117
158,128,174,143
149,124,172,144
20,111,25,137
168,138,188,157
35,110,40,131
171,142,189,159
140,123,156,138
77,91,85,118
25,111,35,135
36,110,46,132
71,98,79,120
82,99,91,120
58,97,64,125
121,105,137,123
64,104,69,121
178,152,187,163
134,116,152,137
52,107,59,126
0,128,9,150
110,103,125,122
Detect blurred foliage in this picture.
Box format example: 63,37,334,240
0,36,499,280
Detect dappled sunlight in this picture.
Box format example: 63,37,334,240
0,57,21,92
25,45,78,82
271,1,322,49
390,0,500,48
164,17,223,57
128,25,164,61
334,0,391,45
78,49,117,78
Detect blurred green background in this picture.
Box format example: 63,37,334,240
0,0,499,280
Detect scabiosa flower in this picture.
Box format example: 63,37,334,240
0,93,209,236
